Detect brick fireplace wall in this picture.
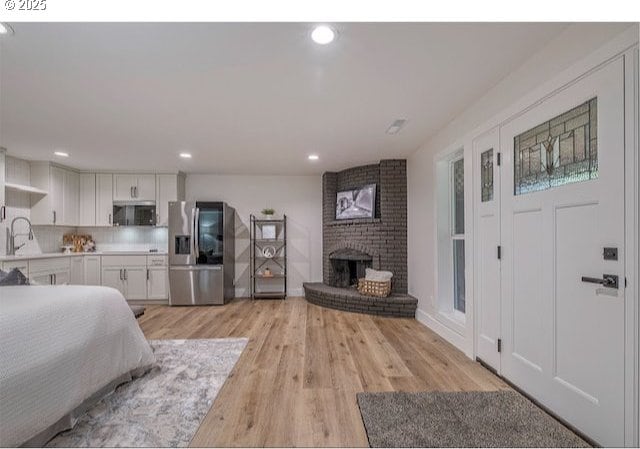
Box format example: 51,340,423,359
322,159,408,293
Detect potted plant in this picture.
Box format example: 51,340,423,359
261,208,276,219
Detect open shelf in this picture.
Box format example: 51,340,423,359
250,214,287,300
5,182,48,195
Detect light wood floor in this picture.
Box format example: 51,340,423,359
138,297,508,447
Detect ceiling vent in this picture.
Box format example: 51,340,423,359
386,119,407,135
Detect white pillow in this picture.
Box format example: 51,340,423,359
365,268,393,282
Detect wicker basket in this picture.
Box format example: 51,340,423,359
357,278,392,297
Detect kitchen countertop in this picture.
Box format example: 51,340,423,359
0,250,168,262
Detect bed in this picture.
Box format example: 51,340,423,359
0,285,156,447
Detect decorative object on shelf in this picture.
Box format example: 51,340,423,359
262,224,276,239
261,208,276,219
250,214,287,299
336,184,376,220
262,245,277,258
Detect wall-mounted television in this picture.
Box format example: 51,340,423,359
335,184,376,220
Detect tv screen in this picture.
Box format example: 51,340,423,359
335,184,376,220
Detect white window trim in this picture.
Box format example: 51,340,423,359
435,148,466,333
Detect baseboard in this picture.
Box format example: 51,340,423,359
415,308,467,354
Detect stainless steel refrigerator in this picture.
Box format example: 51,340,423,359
168,201,235,305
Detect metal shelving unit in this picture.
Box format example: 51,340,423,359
250,214,287,299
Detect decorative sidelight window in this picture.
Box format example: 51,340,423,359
514,97,598,195
451,156,465,314
481,149,494,202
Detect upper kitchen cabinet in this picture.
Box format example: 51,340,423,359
155,173,186,227
79,173,96,226
30,162,79,226
96,173,113,226
113,174,156,202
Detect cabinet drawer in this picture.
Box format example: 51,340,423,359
2,260,29,275
29,257,70,274
101,255,147,267
147,255,168,267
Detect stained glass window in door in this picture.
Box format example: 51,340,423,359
514,97,597,195
481,149,494,202
453,158,465,234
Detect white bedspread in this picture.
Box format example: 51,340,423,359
0,285,155,447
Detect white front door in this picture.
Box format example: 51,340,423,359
500,57,625,446
473,127,502,372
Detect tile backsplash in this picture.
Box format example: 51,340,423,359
15,226,169,255
76,227,168,252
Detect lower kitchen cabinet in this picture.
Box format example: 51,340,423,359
101,267,126,295
147,267,168,299
2,253,168,301
69,256,84,285
124,267,147,300
29,258,70,285
84,255,101,285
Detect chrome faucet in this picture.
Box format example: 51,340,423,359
10,216,34,255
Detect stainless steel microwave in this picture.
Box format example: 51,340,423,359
112,202,156,226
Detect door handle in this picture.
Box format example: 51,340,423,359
146,268,150,281
134,186,138,197
124,269,128,281
119,269,123,281
53,210,57,224
581,274,619,289
108,213,112,225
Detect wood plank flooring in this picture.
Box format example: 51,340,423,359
138,297,508,447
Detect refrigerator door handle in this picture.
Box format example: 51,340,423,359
194,207,201,259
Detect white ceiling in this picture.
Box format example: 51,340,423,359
0,23,569,175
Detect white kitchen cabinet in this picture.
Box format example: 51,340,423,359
155,174,185,227
30,272,54,285
79,173,96,226
96,173,113,226
113,174,156,202
113,174,137,201
84,255,101,285
124,267,147,300
1,260,28,277
102,267,125,295
53,269,70,285
50,166,64,225
101,255,149,300
30,163,79,226
63,170,79,226
29,257,71,285
147,267,168,299
69,256,84,284
136,175,156,201
0,149,6,230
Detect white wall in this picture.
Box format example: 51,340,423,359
186,174,323,297
407,23,638,353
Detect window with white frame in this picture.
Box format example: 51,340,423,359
435,148,466,322
451,156,465,313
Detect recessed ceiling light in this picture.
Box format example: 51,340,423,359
179,152,192,159
311,25,336,45
308,154,319,161
0,23,14,36
386,119,408,135
54,151,69,157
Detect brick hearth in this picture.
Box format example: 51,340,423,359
303,283,417,318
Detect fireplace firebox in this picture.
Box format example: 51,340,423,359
329,248,372,288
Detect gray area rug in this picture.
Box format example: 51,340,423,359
47,338,247,448
357,390,590,448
